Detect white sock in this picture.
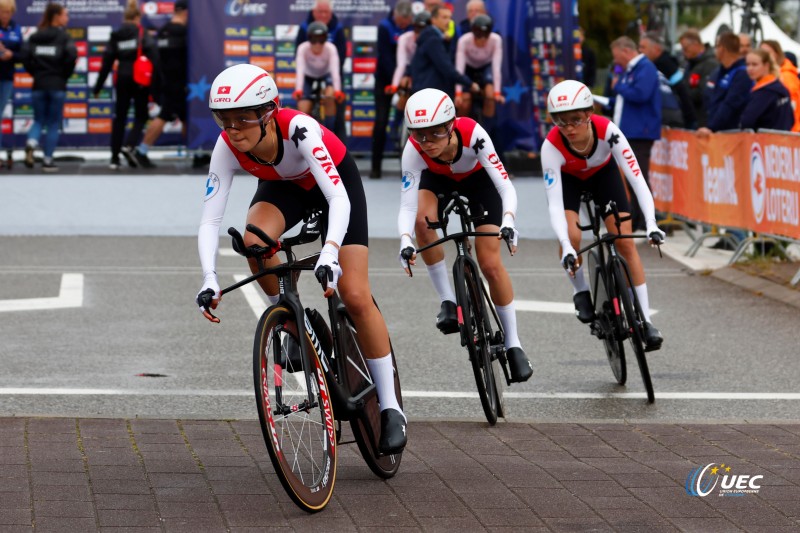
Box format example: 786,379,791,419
366,354,405,420
566,264,590,294
634,283,651,322
267,293,279,305
495,302,521,349
426,259,456,303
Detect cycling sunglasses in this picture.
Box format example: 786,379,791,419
212,103,277,130
553,116,590,128
409,123,453,143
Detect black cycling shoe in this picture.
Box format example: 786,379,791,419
573,290,595,323
643,321,664,352
378,408,407,454
436,300,458,334
506,347,533,383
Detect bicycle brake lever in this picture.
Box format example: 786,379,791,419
315,266,330,289
227,227,249,257
500,227,513,253
400,247,415,277
196,288,219,322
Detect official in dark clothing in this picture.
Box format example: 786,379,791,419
640,31,697,129
679,29,719,129
409,5,476,98
741,49,794,132
0,0,21,167
93,0,158,170
370,1,412,179
134,0,188,168
697,33,752,137
21,2,76,172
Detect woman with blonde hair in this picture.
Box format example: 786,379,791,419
740,48,794,132
760,39,800,132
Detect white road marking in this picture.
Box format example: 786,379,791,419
1,388,799,400
0,273,84,313
516,299,658,316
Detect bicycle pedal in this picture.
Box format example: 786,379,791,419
644,343,662,353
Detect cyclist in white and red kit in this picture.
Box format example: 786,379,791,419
293,21,344,131
197,64,406,453
539,79,665,350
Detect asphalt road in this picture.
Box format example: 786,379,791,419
2,235,798,422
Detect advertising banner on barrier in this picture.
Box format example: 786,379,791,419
651,129,800,240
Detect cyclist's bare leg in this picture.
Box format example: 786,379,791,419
297,99,313,115
483,84,496,118
243,201,285,299
457,92,472,117
603,213,645,286
414,190,445,266
322,85,336,118
474,224,513,306
336,244,391,358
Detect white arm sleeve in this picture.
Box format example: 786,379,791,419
397,142,425,238
392,36,409,87
455,35,467,94
540,140,572,251
472,123,516,220
294,43,307,92
198,136,238,278
328,43,342,92
291,115,350,246
491,34,503,92
608,122,657,226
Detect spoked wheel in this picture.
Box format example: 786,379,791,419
588,250,626,385
460,261,501,425
612,262,655,403
480,280,506,419
253,306,337,513
332,297,402,479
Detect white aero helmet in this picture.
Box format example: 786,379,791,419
404,88,456,129
547,79,593,115
209,63,280,113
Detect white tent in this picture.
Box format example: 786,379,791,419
699,2,800,59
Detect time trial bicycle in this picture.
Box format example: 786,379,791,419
197,213,403,513
402,192,514,425
566,192,662,404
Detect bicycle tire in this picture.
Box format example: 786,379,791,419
253,305,337,513
459,260,501,425
331,296,403,478
588,250,626,385
612,260,655,403
479,278,506,419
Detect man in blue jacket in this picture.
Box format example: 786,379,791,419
409,5,477,99
371,0,413,179
605,35,661,231
696,32,752,138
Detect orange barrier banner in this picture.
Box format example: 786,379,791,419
650,129,800,240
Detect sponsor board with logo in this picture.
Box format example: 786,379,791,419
651,129,800,239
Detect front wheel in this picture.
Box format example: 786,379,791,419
332,296,402,479
612,261,654,403
253,305,337,513
458,260,501,425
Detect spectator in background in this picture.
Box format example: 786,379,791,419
604,36,661,231
759,40,800,132
639,31,696,129
409,5,477,98
578,27,597,89
738,33,752,55
21,1,76,172
0,0,21,169
371,0,413,179
696,32,751,138
93,0,158,170
133,0,188,168
458,0,486,36
741,48,794,132
389,10,430,107
295,0,346,139
679,29,718,128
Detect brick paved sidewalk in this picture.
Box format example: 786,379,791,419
1,418,799,531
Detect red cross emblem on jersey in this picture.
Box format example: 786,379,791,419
415,109,426,117
218,86,231,94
